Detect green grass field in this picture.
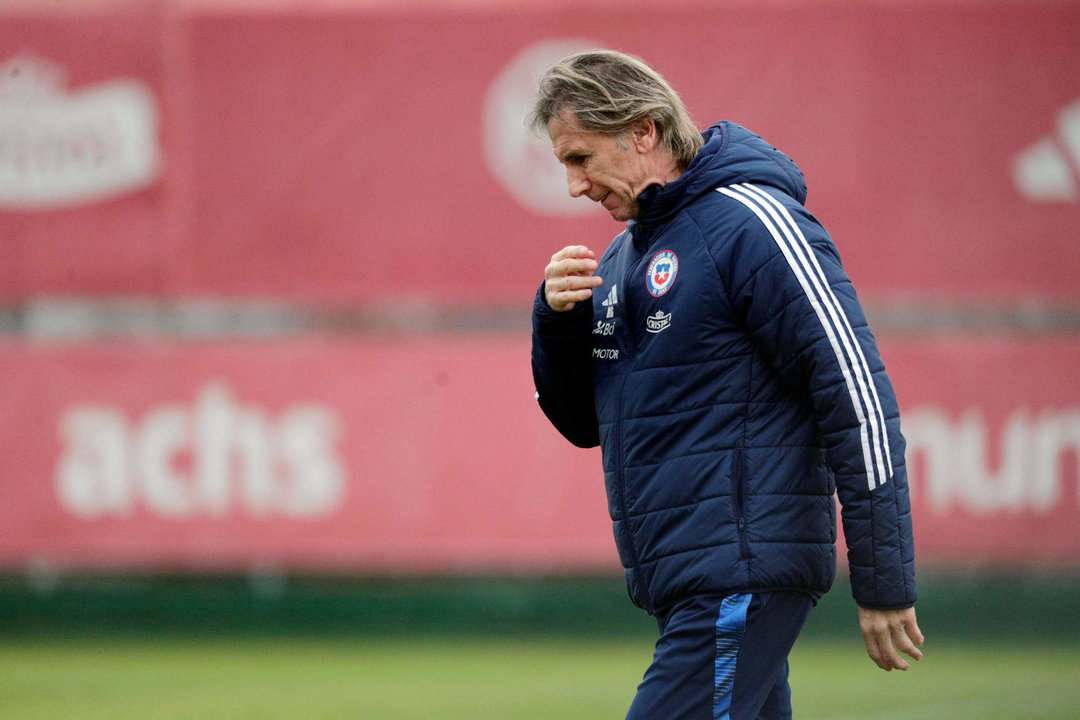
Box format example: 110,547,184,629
2,636,1078,719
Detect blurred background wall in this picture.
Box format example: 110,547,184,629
2,0,1079,635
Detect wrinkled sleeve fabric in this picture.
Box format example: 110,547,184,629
531,282,600,449
714,183,916,610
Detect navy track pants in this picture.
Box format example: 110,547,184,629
625,591,815,720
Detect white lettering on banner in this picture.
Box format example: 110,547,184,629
1013,97,1080,202
0,55,160,209
904,406,1080,514
56,384,345,519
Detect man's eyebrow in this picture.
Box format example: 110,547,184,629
556,147,586,162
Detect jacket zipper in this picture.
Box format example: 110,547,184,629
614,257,643,602
733,447,751,560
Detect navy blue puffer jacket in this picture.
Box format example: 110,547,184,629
532,121,916,615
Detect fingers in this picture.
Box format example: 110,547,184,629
866,633,907,671
891,619,924,665
545,246,603,312
545,246,599,281
905,614,926,649
551,245,595,262
546,282,601,312
858,606,924,672
865,636,896,672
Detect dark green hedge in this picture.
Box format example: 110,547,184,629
2,572,1078,641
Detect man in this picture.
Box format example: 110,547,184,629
528,50,923,719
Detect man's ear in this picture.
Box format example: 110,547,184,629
629,118,658,153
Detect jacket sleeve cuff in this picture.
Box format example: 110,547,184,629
533,281,593,336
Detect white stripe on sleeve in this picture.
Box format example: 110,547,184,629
718,183,891,491
736,184,893,479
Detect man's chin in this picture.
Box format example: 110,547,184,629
608,204,639,222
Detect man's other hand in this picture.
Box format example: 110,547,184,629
857,605,924,671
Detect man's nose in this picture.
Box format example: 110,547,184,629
567,167,590,198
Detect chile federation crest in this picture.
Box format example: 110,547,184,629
646,250,679,297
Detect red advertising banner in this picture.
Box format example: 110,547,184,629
0,335,607,573
1,1,1079,303
0,2,173,296
881,338,1080,569
1,334,1079,574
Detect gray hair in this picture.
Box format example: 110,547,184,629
527,50,703,170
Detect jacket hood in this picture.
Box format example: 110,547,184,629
635,121,807,228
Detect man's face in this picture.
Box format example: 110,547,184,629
548,110,652,222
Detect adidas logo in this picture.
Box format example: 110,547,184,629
1014,97,1080,202
601,284,618,319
